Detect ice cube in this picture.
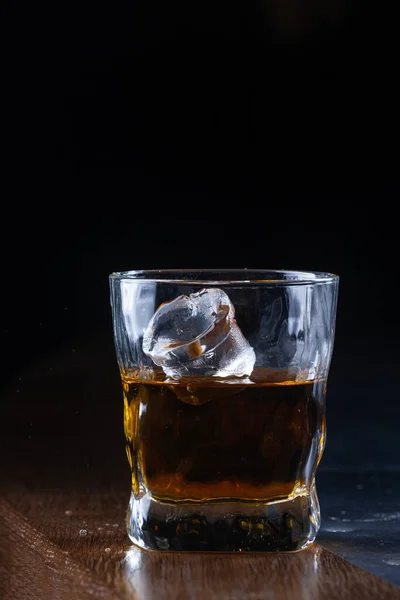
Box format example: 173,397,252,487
142,288,256,379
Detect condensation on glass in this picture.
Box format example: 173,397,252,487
110,269,339,552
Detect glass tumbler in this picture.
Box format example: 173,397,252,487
110,269,338,551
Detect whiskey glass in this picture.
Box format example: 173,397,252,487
110,269,338,551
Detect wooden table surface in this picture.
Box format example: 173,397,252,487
1,337,399,599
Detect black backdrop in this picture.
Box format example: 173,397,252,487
2,0,399,470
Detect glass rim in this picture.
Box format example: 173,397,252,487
109,269,339,286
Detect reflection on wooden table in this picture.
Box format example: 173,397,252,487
1,339,399,599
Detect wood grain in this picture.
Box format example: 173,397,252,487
0,499,120,600
122,546,400,600
1,489,400,600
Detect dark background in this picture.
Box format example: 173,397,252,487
1,0,399,472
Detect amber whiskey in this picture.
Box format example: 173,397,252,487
123,369,326,551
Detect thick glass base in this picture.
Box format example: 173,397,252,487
127,484,320,552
